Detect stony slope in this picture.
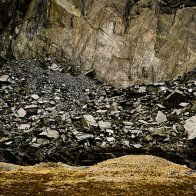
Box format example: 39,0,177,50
0,58,195,168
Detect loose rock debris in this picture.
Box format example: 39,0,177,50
0,58,195,168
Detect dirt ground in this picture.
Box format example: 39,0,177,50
0,155,195,196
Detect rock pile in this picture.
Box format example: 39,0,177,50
0,58,195,168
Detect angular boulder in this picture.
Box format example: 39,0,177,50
184,116,196,140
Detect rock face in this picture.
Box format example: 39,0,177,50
0,0,196,87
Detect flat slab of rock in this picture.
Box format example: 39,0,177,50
39,129,60,139
106,137,115,143
132,144,142,148
49,63,60,71
81,115,97,128
0,75,9,82
98,121,112,129
155,111,167,124
31,94,40,100
19,124,31,130
73,131,93,141
47,130,60,139
17,108,27,117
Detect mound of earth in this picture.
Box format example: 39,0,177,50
0,155,196,195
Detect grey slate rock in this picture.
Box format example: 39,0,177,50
98,121,112,129
39,129,60,139
106,137,115,144
17,108,27,117
19,124,31,130
73,131,93,141
155,111,167,124
31,94,40,100
81,115,97,128
0,75,9,82
132,144,142,149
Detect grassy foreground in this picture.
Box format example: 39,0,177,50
0,155,195,196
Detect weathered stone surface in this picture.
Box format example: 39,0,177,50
46,129,60,139
132,144,142,149
0,0,195,87
31,94,39,100
106,137,115,144
36,138,50,145
17,108,27,117
184,116,196,140
0,75,9,82
73,131,93,141
55,0,81,17
81,114,97,128
155,111,167,124
98,121,112,129
18,124,31,130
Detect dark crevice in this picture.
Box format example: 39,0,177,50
0,0,32,61
160,0,196,14
124,0,133,33
1,147,195,169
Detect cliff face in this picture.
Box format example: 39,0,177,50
0,0,196,87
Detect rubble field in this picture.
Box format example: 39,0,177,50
0,58,195,168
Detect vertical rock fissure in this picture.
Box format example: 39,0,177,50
124,0,133,33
